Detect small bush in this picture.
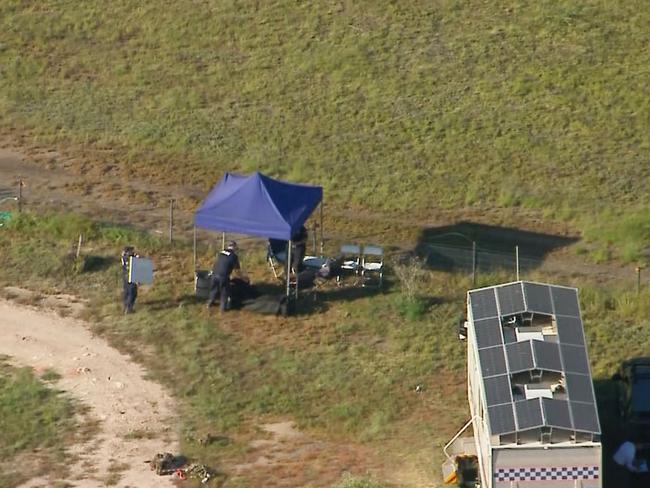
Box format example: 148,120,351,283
394,295,428,321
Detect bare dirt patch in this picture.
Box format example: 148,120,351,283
0,298,178,488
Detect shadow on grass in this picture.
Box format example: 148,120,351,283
415,221,579,272
141,294,200,310
140,277,390,316
78,255,114,273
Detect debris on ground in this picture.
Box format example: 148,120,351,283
176,463,213,484
147,452,215,484
146,452,177,475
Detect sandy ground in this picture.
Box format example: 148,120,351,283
0,298,178,488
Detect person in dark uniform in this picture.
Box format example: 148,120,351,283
291,225,308,274
121,246,138,314
208,241,242,312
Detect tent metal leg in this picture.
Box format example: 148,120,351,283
319,201,324,256
193,226,197,272
286,240,292,298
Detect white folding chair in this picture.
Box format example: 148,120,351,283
361,245,384,288
336,244,361,285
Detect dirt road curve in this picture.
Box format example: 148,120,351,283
0,300,178,488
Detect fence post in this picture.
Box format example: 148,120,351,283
18,178,23,213
76,234,83,259
637,266,644,295
516,245,520,281
472,241,476,285
168,198,174,244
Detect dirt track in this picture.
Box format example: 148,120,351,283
0,298,178,488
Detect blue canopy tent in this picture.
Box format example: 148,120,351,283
193,171,324,297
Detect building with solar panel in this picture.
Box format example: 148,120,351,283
443,281,601,488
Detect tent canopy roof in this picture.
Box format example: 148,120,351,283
194,172,323,240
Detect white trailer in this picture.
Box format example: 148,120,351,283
443,281,601,488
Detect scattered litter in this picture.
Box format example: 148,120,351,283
178,463,213,484
147,453,214,484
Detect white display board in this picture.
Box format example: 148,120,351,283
129,256,154,284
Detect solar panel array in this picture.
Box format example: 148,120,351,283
469,281,600,436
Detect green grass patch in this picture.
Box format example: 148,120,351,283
581,210,650,264
0,0,649,260
0,361,77,488
0,362,75,458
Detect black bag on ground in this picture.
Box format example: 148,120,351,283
296,269,317,289
229,277,259,309
242,294,291,316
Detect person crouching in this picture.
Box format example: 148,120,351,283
207,241,242,312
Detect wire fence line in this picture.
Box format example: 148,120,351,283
417,242,543,278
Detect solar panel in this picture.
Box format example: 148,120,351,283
488,404,516,434
556,316,586,346
497,283,525,316
470,288,498,320
479,346,507,377
565,373,595,403
551,286,580,317
523,282,553,314
470,281,600,438
532,340,562,372
542,398,573,429
475,317,503,349
484,375,513,406
571,402,600,433
561,344,590,375
506,341,534,373
515,399,544,430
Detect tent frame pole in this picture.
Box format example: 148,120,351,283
286,240,292,297
193,226,197,272
319,200,324,256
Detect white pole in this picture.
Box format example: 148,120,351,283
516,245,520,281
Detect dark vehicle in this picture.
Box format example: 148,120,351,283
613,357,650,435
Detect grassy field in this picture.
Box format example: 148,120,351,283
0,359,77,488
0,212,649,486
0,1,649,260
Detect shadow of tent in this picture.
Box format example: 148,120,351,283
415,221,579,272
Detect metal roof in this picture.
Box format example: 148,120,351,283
468,281,600,437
